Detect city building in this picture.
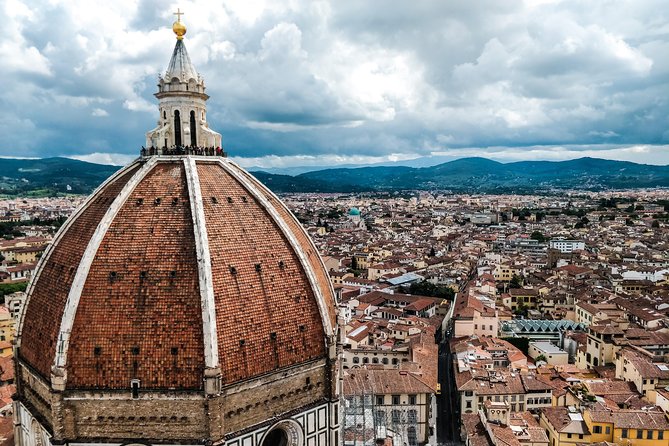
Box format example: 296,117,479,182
452,293,499,338
499,319,585,345
615,347,669,401
549,240,586,253
539,406,590,446
583,407,669,446
528,342,569,365
577,324,669,369
461,402,549,446
343,369,436,446
456,368,552,415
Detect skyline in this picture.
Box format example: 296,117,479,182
3,0,669,168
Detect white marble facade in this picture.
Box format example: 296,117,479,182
14,400,341,446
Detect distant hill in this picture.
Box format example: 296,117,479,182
1,156,667,196
0,157,121,196
250,171,370,193
296,157,669,192
0,157,366,196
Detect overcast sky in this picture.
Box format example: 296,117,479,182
3,0,669,167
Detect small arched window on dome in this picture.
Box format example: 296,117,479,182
163,110,166,120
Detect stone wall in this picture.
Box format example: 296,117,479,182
16,358,339,444
17,363,54,432
214,359,330,439
63,393,208,441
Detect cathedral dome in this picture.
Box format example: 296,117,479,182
18,157,337,391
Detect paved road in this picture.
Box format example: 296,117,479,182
436,269,475,446
436,327,461,445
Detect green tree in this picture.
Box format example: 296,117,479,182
0,282,28,303
510,274,522,289
514,302,529,317
652,220,660,228
574,216,589,229
402,281,455,301
535,354,547,363
326,209,343,219
530,231,546,243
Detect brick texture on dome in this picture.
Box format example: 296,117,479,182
236,168,337,327
19,164,141,380
18,159,336,391
66,163,204,390
198,163,326,385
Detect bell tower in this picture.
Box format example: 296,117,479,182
145,9,222,150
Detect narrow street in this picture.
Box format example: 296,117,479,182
436,270,475,445
436,322,462,445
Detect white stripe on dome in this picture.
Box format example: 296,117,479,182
234,166,339,334
215,158,334,338
53,157,158,371
184,156,220,369
16,160,142,344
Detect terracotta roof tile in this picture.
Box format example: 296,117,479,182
20,164,140,380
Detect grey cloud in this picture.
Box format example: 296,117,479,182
1,0,668,165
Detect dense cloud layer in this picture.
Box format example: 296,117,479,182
2,0,668,166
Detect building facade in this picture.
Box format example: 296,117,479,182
343,369,436,446
549,239,585,253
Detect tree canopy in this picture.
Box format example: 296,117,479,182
400,281,455,300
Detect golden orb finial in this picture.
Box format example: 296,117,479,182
172,8,186,40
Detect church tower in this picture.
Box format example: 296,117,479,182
14,12,341,446
146,10,222,150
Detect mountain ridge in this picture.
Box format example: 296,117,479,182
295,156,669,191
1,156,667,196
